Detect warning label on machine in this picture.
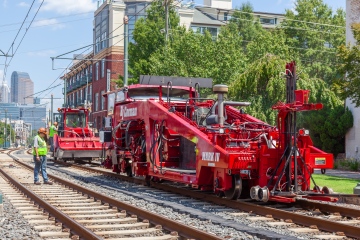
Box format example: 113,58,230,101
315,157,326,165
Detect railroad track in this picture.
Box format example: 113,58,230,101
36,156,360,239
1,149,222,240
15,149,360,239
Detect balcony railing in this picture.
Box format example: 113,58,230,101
76,99,84,106
66,74,92,93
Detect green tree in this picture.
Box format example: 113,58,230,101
299,106,353,157
229,2,266,48
282,0,345,85
149,22,245,86
129,0,180,81
0,122,16,147
336,23,360,106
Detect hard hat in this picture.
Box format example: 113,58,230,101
38,127,47,135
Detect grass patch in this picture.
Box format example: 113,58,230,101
311,174,360,194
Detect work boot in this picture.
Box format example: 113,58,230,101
34,182,41,185
44,181,53,185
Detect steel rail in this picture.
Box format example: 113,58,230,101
295,199,360,218
10,152,223,240
48,159,360,238
153,183,360,238
1,151,101,240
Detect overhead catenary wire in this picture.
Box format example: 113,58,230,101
2,0,45,81
4,0,36,56
0,10,94,29
0,17,94,34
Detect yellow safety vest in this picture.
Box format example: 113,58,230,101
33,135,47,156
49,125,57,137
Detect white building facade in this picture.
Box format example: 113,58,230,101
345,0,360,158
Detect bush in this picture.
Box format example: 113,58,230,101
350,161,359,171
335,158,359,171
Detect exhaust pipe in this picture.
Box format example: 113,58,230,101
213,84,228,127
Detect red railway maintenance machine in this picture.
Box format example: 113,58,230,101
53,107,103,161
104,62,333,203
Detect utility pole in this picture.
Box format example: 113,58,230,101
9,114,11,147
5,109,7,148
85,70,89,108
51,94,53,124
64,68,68,107
124,16,129,87
164,0,172,42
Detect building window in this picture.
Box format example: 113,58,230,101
101,19,107,49
260,18,276,25
95,93,99,111
224,12,228,21
94,9,108,54
101,59,105,78
101,90,105,110
95,24,100,53
126,2,147,43
191,26,218,40
95,62,99,81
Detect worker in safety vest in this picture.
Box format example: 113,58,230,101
33,128,53,185
49,121,58,152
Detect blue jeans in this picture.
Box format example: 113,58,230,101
49,137,54,152
34,155,49,183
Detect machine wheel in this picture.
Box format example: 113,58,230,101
53,150,57,161
145,176,151,186
224,175,242,200
321,169,326,174
126,166,133,177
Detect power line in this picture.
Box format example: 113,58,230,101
0,17,93,34
25,84,63,99
2,0,45,81
4,0,36,56
0,11,94,28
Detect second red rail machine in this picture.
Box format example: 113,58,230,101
103,61,333,203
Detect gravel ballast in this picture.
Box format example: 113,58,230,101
0,192,40,240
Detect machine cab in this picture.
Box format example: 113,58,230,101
54,108,91,138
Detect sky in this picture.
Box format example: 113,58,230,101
0,0,346,114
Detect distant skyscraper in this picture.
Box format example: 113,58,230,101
0,81,10,103
11,71,34,104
